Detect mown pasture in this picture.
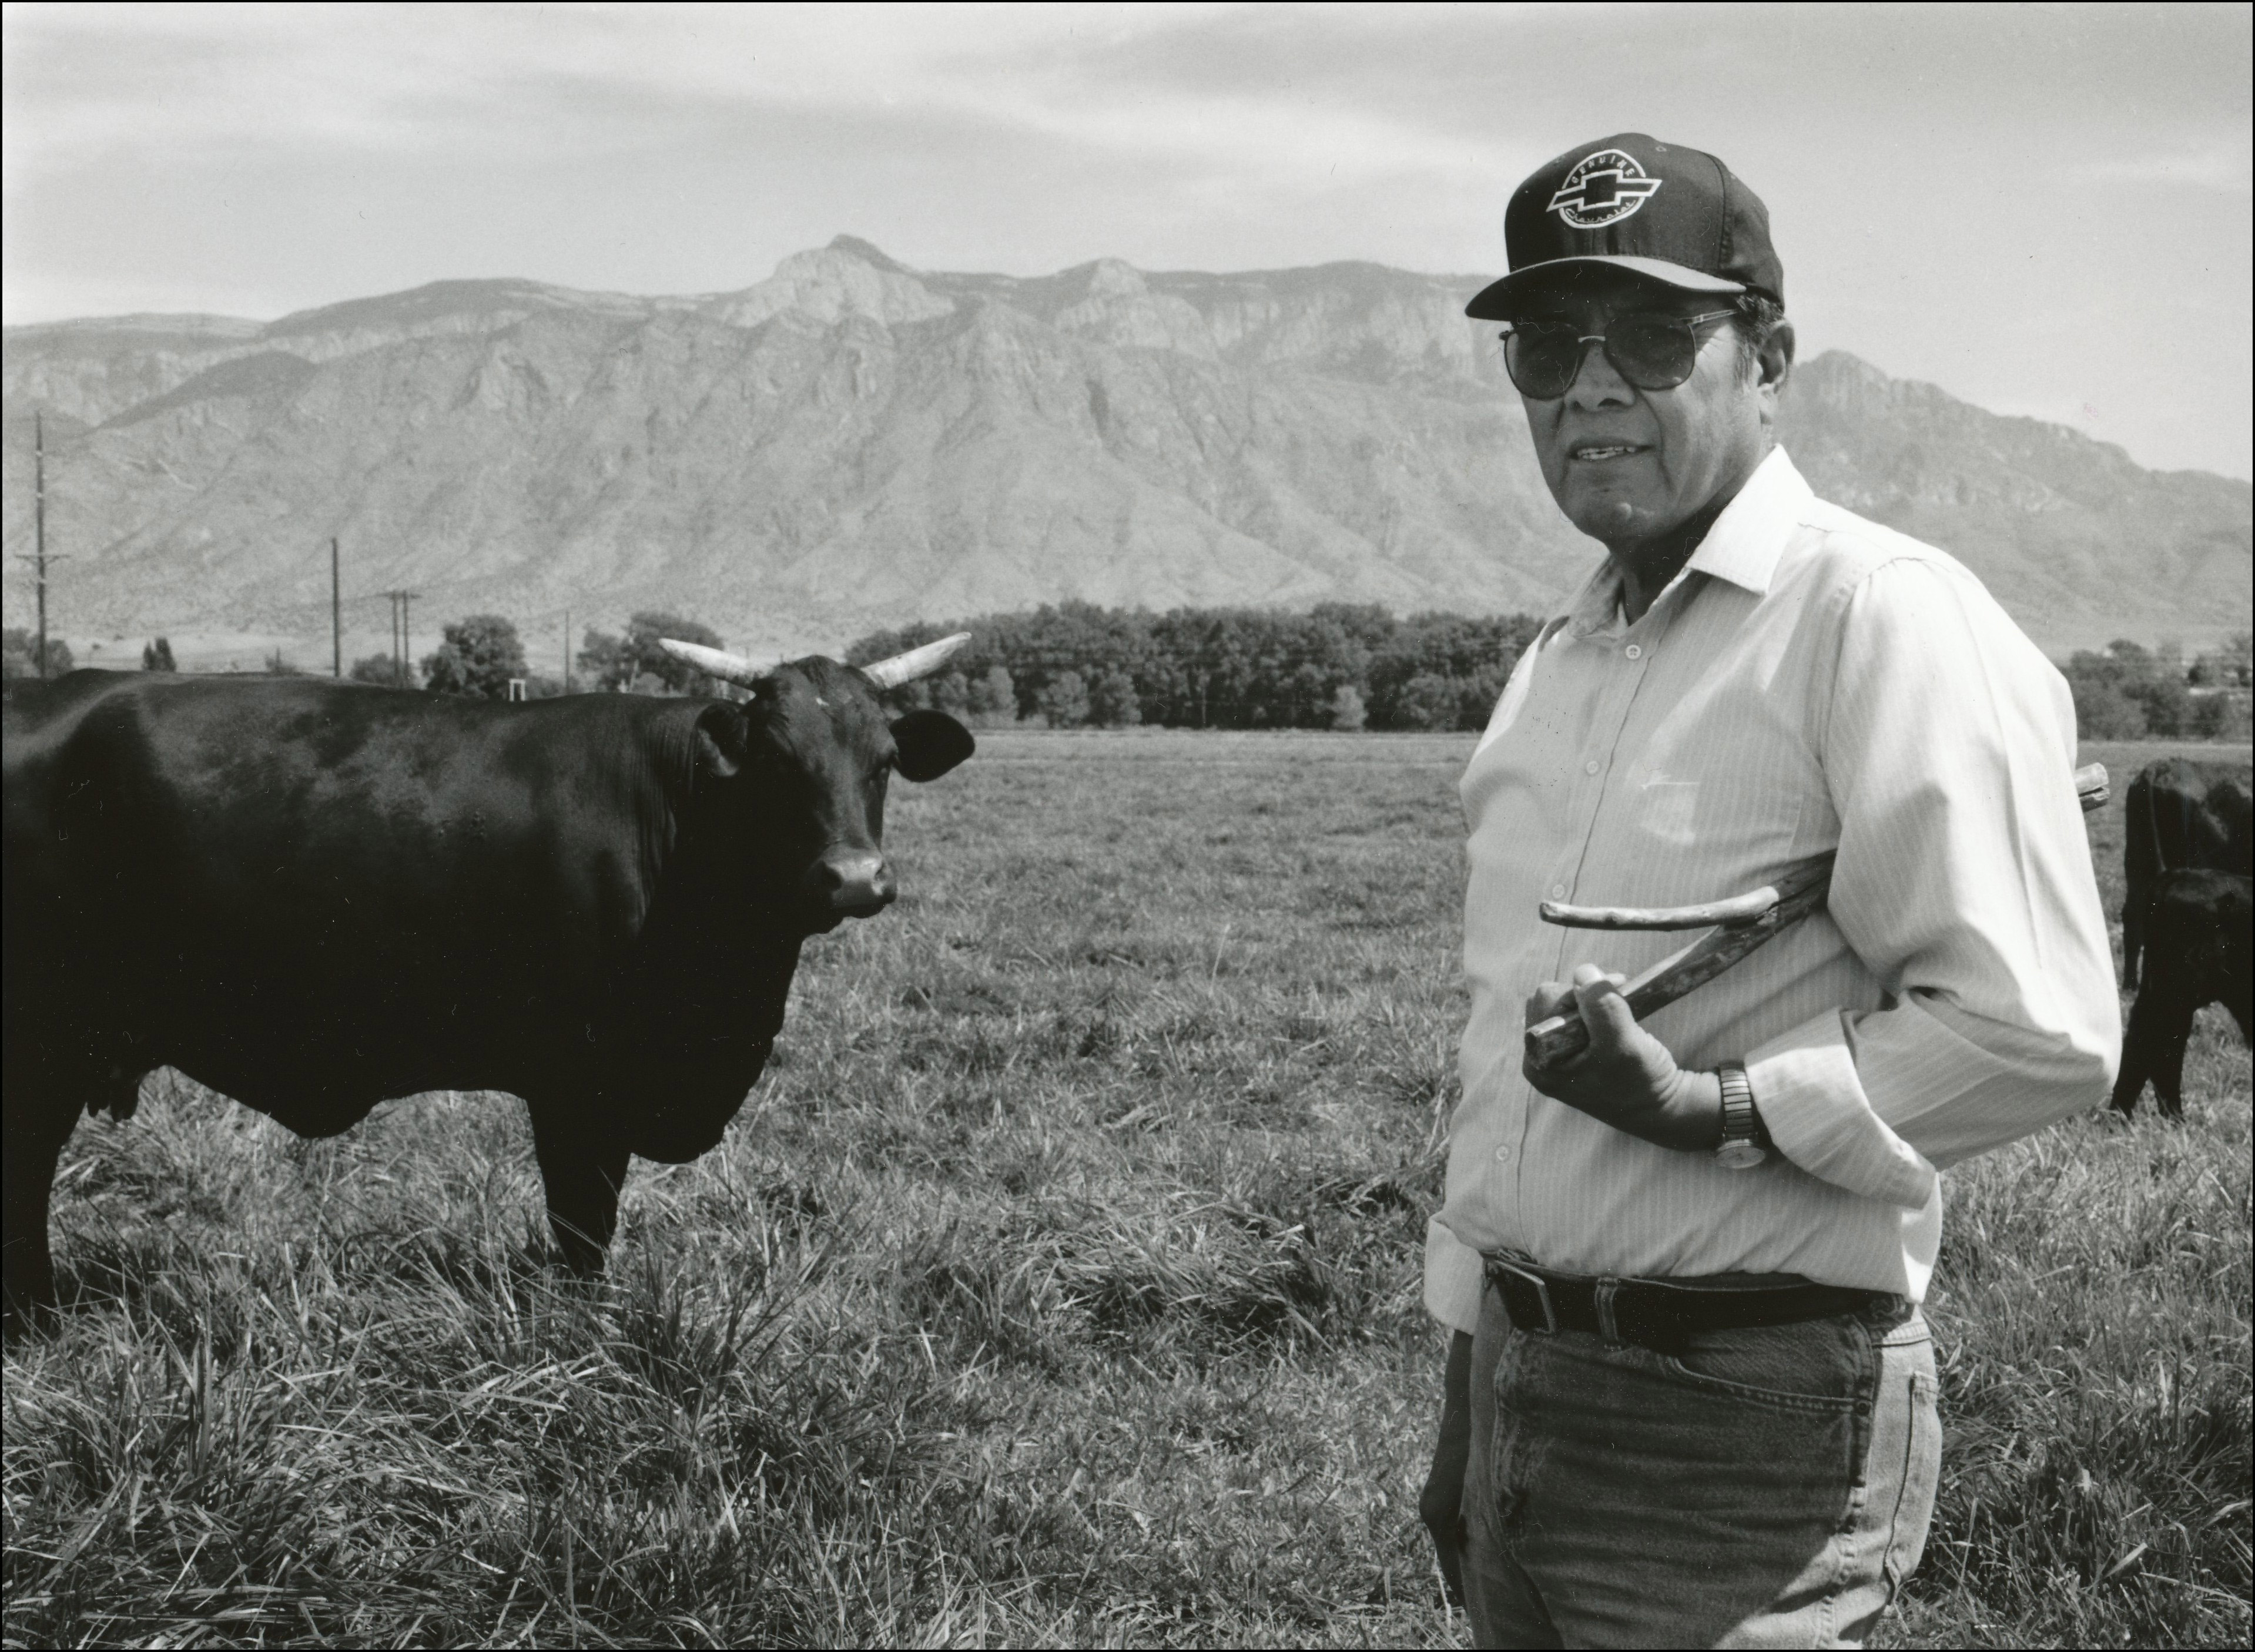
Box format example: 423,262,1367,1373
4,730,2249,1649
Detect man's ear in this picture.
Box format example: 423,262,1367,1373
892,710,976,782
693,704,747,780
1753,319,1794,431
1760,319,1795,393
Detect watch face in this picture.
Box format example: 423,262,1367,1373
1716,1140,1768,1171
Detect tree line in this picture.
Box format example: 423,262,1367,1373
133,603,1550,733
2060,634,2251,741
9,617,2249,745
842,602,1546,732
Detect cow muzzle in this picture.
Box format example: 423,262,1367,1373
805,849,896,918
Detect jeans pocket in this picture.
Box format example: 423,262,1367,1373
1882,1362,1943,1593
1656,1313,1871,1412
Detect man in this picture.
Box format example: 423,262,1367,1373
1418,135,2117,1648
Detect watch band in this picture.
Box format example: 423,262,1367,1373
1715,1063,1768,1170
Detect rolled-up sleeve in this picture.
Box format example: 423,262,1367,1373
1745,557,2119,1191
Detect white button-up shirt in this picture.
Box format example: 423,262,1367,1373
1425,448,2119,1334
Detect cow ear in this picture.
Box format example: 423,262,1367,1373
693,706,745,780
891,710,975,782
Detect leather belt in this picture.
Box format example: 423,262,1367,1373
1483,1253,1884,1354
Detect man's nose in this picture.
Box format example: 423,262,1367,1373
1564,337,1636,408
805,849,896,916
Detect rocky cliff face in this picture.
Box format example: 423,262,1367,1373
5,237,2247,663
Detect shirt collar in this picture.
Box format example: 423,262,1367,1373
1682,445,1811,597
1557,445,1811,639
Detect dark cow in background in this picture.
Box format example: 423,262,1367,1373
2120,757,2252,988
2112,868,2253,1118
2,635,973,1327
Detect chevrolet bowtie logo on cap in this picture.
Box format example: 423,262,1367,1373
1466,132,1785,319
1547,149,1663,229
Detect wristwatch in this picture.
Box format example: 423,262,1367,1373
1715,1064,1770,1170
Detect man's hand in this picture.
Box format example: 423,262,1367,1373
1523,963,1724,1151
1419,1329,1473,1608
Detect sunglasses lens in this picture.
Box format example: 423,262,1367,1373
1503,325,1581,398
1502,316,1713,397
1608,316,1700,389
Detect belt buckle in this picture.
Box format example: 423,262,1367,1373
1492,1255,1559,1335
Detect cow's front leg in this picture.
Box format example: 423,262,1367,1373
528,1097,631,1275
3,1092,82,1332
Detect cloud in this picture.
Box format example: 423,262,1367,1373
2,3,1535,204
2066,146,2254,195
4,1,2249,475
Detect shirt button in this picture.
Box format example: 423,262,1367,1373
1550,883,1567,897
1495,1143,1514,1163
1584,759,1601,775
1625,644,1642,659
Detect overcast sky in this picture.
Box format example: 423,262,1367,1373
4,1,2249,477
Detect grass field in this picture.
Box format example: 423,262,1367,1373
4,731,2249,1648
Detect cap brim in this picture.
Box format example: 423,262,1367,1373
1463,256,1745,319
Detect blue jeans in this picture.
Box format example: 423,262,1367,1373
1463,1275,1941,1648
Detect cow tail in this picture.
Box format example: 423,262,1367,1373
2125,774,2157,988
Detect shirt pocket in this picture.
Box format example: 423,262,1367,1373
1630,769,1809,870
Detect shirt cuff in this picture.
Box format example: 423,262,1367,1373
1744,1011,1938,1209
1423,1215,1486,1335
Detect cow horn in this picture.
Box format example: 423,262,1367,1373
658,638,765,689
860,632,972,690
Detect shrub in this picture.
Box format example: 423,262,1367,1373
2072,678,2146,739
350,653,411,688
1089,667,1141,728
141,636,176,672
421,615,527,699
2190,691,2252,740
1393,673,1461,732
580,612,726,694
1038,670,1090,729
1,628,72,678
930,669,971,716
2127,674,2192,738
966,665,1017,727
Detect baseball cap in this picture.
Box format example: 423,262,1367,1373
1465,133,1783,319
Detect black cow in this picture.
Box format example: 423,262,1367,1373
2,636,974,1326
2120,757,2252,987
2110,868,2252,1118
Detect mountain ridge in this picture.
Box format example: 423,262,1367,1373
5,240,2246,665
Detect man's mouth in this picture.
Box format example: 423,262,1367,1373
1569,443,1651,463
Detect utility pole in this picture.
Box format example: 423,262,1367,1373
564,605,572,693
330,538,341,676
16,411,70,678
33,412,44,676
383,588,420,686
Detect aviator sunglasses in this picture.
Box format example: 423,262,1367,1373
1497,310,1736,400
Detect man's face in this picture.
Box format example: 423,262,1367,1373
1507,269,1787,549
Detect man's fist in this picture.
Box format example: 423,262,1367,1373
1523,963,1724,1152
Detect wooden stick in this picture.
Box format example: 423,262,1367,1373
1525,856,1832,1068
1540,883,1780,932
1523,763,2111,1070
